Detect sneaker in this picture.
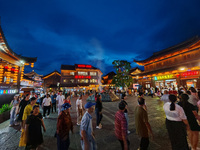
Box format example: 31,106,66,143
128,130,131,134
9,124,14,127
77,123,81,126
43,117,46,119
14,123,19,126
96,126,102,129
47,115,49,118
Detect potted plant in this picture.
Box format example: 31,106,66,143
0,104,12,124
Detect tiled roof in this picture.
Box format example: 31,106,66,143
134,36,200,64
61,65,76,70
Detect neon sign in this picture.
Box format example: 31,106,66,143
181,71,199,77
77,65,92,68
154,74,174,80
75,75,91,79
0,89,17,95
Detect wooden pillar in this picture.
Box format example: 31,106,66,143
17,66,22,93
0,64,3,83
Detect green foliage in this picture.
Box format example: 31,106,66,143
0,104,12,114
112,60,133,88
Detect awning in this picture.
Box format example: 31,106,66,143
20,88,34,91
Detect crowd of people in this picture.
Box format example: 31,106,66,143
7,86,200,150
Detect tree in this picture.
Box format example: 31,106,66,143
112,60,133,89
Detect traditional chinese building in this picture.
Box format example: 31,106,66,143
129,67,143,89
134,36,200,89
101,71,116,88
0,25,37,106
24,70,43,93
43,70,61,91
60,64,102,91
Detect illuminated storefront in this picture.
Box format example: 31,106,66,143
60,64,102,91
0,24,36,106
134,36,200,89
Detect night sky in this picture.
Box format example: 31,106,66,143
1,0,200,76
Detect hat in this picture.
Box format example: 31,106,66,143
61,103,71,111
84,102,96,109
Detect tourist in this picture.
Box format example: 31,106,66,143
188,87,199,112
160,90,170,103
121,92,130,134
135,97,153,150
22,97,37,129
64,95,72,105
42,94,52,119
163,94,190,150
56,91,65,115
178,94,200,150
56,103,73,150
18,94,30,128
95,94,103,129
76,95,84,125
51,92,57,113
115,101,129,150
9,95,20,127
24,105,46,150
80,102,96,150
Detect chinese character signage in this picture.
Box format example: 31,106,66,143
181,71,199,77
154,74,174,80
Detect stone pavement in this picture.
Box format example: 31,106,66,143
1,95,200,150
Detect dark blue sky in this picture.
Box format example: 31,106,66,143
1,0,200,76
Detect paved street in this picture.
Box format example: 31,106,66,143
1,95,199,150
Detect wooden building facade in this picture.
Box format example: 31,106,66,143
0,25,36,106
43,70,61,91
134,36,200,89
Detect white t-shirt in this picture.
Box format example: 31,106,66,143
76,98,83,111
56,95,65,106
163,102,187,121
43,97,51,106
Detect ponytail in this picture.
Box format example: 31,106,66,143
169,94,177,111
170,102,175,111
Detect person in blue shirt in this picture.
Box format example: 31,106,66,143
51,92,57,113
80,102,96,150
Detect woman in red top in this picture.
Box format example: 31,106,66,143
64,96,71,105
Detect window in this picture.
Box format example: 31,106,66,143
90,72,97,76
63,79,67,83
78,72,88,76
90,79,97,83
78,79,88,83
63,72,70,76
70,72,75,76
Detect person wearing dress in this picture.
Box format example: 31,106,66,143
178,94,200,150
76,95,84,125
25,105,46,150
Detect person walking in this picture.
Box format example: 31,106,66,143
18,94,30,129
115,101,129,150
160,90,170,104
135,97,153,150
178,94,200,150
76,95,84,125
51,92,57,113
80,102,96,150
42,94,52,119
188,87,199,112
56,103,73,150
9,95,20,127
95,94,103,129
24,105,46,150
56,91,65,115
163,94,190,150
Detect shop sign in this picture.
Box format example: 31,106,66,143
75,75,91,79
154,74,174,81
0,89,17,95
77,64,92,68
181,71,199,77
